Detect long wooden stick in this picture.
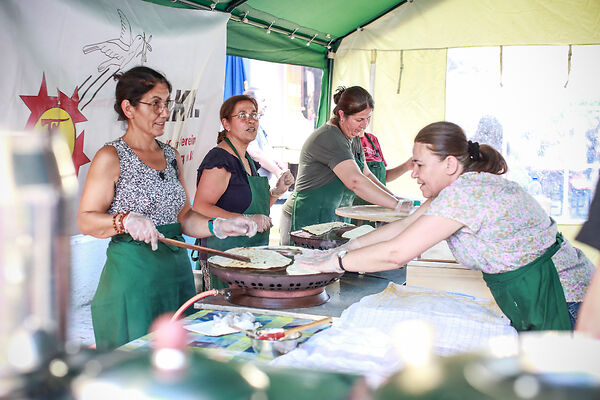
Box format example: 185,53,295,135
158,237,251,262
257,317,334,340
284,317,333,337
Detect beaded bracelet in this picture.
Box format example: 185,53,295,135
112,211,130,234
112,212,125,234
208,218,216,235
118,211,130,233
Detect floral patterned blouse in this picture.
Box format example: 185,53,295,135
107,138,186,227
425,172,594,302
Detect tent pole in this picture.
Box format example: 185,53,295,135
316,55,334,127
327,56,334,117
228,16,330,48
173,0,330,48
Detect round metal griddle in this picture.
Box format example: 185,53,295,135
208,247,343,309
290,226,353,250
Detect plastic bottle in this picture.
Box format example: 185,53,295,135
527,177,542,196
527,177,551,214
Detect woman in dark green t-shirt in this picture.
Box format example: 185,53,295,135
280,86,413,244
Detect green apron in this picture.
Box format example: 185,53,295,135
91,223,195,351
482,233,572,331
352,135,387,227
195,137,270,289
291,148,365,231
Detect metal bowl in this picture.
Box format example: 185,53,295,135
249,330,302,359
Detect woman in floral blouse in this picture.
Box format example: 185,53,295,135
296,121,595,331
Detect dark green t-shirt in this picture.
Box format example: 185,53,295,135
283,123,365,214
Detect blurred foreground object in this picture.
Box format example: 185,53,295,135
0,130,77,397
72,314,365,399
376,331,600,399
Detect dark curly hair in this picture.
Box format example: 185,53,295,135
113,66,172,121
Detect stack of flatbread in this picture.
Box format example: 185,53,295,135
301,221,354,236
209,247,292,270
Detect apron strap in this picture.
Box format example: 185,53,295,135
207,137,271,256
223,137,258,176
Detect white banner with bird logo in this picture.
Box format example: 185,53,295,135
0,0,227,231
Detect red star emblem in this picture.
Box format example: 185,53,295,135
20,74,90,175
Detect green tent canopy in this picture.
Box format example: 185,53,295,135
144,0,408,124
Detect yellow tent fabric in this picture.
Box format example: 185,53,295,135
372,49,446,199
337,0,600,51
334,47,450,200
332,0,600,263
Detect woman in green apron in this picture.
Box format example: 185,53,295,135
294,121,595,331
77,67,257,350
192,95,294,289
280,86,413,245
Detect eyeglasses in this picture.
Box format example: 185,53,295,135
138,99,175,114
231,111,262,121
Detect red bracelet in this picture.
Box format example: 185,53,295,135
112,211,129,235
119,211,130,233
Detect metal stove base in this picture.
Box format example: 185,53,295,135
226,290,330,309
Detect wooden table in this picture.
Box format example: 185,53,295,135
335,204,409,224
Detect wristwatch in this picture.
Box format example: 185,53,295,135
336,250,348,272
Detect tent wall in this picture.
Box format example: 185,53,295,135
332,0,600,263
337,0,600,51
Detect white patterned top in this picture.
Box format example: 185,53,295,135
107,138,186,226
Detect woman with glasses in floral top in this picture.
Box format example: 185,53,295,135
78,67,257,349
192,95,294,289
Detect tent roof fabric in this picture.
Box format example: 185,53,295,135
225,0,406,43
143,0,407,68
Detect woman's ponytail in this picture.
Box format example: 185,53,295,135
415,122,508,175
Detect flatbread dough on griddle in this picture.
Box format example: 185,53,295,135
286,263,318,276
341,225,375,239
209,247,292,269
284,247,325,275
301,221,354,236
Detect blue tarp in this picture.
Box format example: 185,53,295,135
223,55,247,100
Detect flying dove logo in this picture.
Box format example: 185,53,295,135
20,75,90,175
78,9,152,109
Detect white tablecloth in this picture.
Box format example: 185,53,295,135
271,283,517,387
